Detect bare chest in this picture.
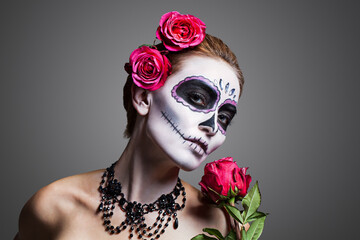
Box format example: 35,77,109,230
55,205,207,240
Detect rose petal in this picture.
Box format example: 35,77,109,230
199,157,252,201
156,11,206,51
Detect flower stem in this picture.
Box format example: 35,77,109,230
229,199,241,240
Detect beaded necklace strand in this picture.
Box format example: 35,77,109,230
98,162,186,239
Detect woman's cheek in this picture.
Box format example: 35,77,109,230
207,135,226,154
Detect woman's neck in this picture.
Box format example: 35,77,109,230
114,125,180,204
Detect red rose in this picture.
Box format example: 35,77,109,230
156,11,206,51
199,157,252,203
125,46,171,91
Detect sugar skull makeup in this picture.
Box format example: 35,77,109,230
171,75,237,134
145,56,240,171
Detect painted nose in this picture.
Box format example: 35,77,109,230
198,114,217,135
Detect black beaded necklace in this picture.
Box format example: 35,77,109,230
98,162,186,239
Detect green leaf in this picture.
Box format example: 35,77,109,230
228,197,235,205
242,181,261,222
138,44,153,48
191,234,218,240
246,216,266,240
241,210,246,221
224,205,244,223
246,211,268,223
224,229,236,240
203,228,224,240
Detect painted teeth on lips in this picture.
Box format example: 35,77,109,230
184,137,208,155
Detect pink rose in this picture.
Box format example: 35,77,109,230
156,11,206,51
199,157,252,203
125,46,171,91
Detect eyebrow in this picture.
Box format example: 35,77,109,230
220,103,237,115
185,78,218,94
184,77,220,103
185,76,217,89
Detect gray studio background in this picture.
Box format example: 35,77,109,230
2,1,359,239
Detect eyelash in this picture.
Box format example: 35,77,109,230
187,92,207,107
218,112,233,126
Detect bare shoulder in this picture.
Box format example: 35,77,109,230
181,180,229,235
16,169,104,240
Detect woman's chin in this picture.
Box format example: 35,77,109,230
172,152,207,172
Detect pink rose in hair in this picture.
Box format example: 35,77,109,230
125,46,171,91
199,157,252,203
156,11,206,52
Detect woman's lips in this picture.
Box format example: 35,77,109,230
184,137,208,154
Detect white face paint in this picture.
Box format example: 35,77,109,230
146,55,240,171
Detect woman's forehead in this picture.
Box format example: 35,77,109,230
168,56,240,100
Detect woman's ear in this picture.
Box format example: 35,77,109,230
131,84,151,116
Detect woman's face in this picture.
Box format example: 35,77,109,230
146,55,240,171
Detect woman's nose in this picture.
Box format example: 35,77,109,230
198,113,217,135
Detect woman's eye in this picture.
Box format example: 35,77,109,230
217,103,237,132
218,113,232,127
188,92,207,107
173,78,219,111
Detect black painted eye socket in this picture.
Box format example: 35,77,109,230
186,91,207,107
175,79,218,110
217,104,237,131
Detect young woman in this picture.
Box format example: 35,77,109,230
15,11,244,240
